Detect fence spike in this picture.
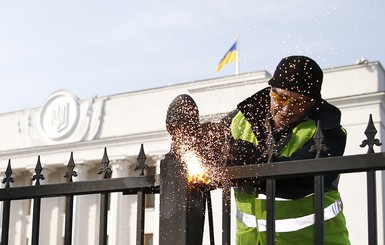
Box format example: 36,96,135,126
134,144,148,176
310,121,329,158
97,147,112,179
64,152,78,183
266,131,278,163
32,156,45,186
2,160,14,188
360,114,382,153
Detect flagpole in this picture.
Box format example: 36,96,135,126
235,41,239,75
235,36,239,75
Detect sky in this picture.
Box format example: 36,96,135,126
0,0,384,114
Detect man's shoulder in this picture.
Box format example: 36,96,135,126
310,99,342,130
221,109,239,127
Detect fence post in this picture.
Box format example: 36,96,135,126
31,156,45,245
360,114,382,245
1,160,13,245
310,121,327,245
159,153,206,245
266,131,278,245
97,148,112,245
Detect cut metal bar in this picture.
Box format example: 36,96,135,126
222,186,231,245
266,178,276,245
31,198,41,245
159,154,188,245
64,195,74,245
314,175,324,245
99,192,109,245
136,190,145,245
159,154,206,245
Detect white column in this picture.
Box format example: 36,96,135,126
36,167,66,245
108,158,135,244
18,166,39,244
72,163,99,245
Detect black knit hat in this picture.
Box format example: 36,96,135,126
268,56,323,99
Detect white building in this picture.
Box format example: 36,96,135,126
0,60,384,244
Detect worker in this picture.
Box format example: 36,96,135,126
223,55,350,244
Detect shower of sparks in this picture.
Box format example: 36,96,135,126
166,94,230,188
182,150,211,185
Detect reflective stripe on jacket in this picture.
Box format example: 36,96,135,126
236,196,342,232
230,111,350,245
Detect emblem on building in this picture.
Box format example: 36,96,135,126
18,90,106,146
40,91,80,140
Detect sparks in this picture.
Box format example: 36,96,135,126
182,151,211,185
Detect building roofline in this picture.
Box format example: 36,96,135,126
5,61,384,116
323,61,384,74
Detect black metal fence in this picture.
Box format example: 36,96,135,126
1,115,385,245
0,145,159,245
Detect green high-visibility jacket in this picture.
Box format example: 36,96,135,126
230,111,350,245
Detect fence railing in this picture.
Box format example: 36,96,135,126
1,115,385,245
0,145,159,245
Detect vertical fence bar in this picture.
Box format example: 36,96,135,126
222,186,231,245
1,200,11,245
314,175,324,245
266,178,276,245
1,160,13,245
266,132,277,245
136,190,145,245
31,156,45,245
360,114,381,245
367,170,377,245
99,193,109,245
64,195,74,245
31,198,42,245
366,170,377,245
64,152,77,245
311,121,327,245
98,148,112,245
135,144,147,245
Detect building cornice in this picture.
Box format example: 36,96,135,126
0,130,170,167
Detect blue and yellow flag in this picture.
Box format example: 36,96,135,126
216,41,238,72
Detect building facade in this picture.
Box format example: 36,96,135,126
0,61,384,244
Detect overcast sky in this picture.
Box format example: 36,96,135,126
0,0,383,114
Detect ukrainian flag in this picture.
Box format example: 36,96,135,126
216,41,238,72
